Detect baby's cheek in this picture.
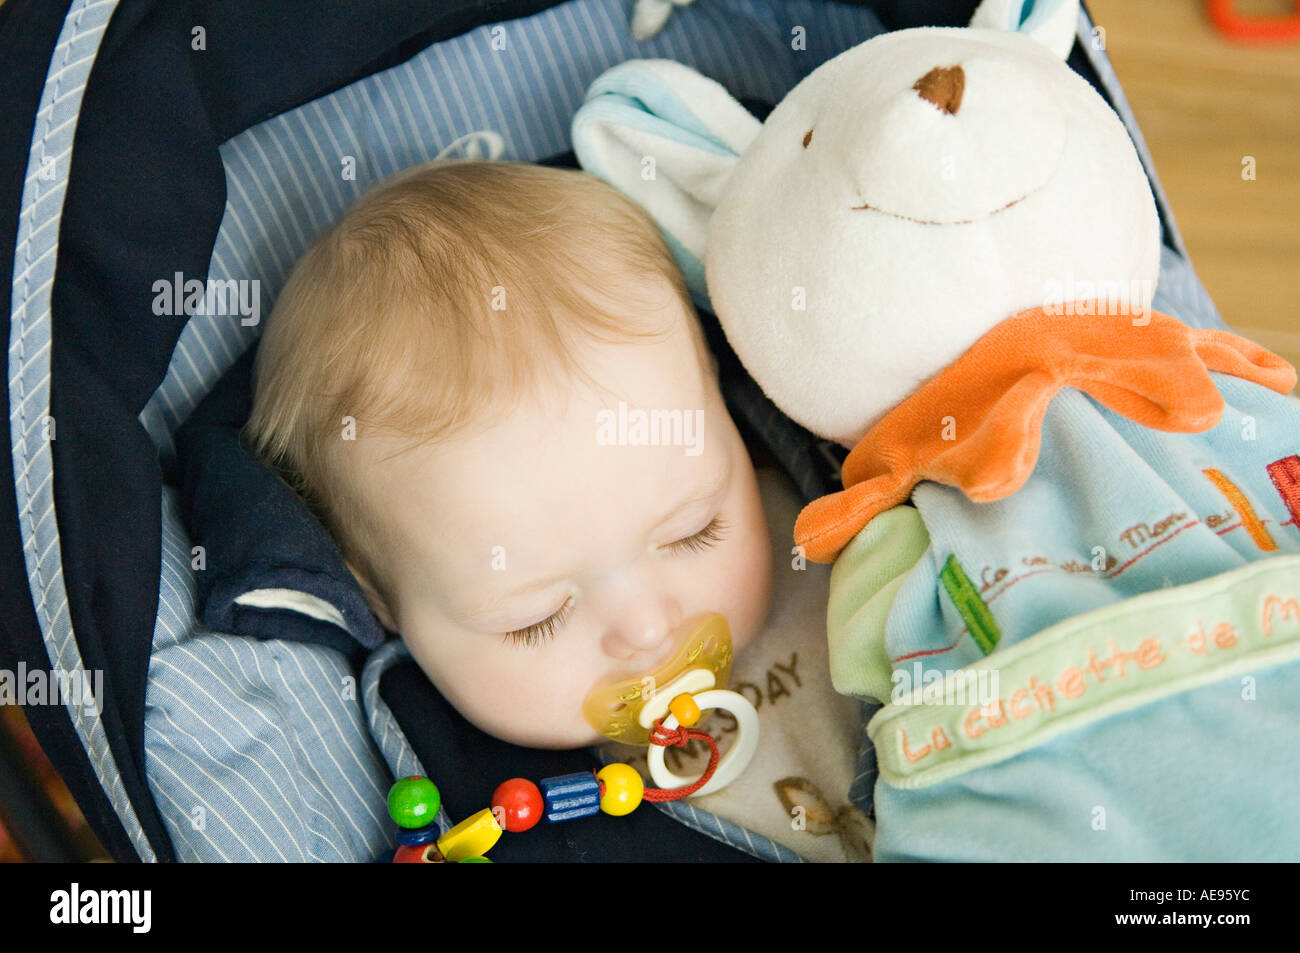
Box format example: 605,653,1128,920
474,653,601,748
720,496,774,657
400,616,596,747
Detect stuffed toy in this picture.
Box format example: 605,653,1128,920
574,0,1300,860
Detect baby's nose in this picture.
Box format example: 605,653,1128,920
608,598,684,661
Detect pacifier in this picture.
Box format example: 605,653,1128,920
583,612,760,797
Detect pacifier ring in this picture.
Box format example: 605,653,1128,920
645,689,760,797
641,721,722,801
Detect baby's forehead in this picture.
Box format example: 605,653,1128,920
353,339,726,553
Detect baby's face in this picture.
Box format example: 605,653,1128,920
347,292,774,748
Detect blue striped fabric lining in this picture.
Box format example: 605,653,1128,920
1153,244,1226,331
360,641,453,837
653,795,809,862
140,0,887,862
146,486,392,861
1078,8,1186,259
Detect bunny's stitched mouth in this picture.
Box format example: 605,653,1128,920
850,189,1032,225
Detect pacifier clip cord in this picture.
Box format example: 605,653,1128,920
638,716,721,801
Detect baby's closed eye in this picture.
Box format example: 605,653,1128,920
661,515,729,555
503,596,575,648
501,515,731,648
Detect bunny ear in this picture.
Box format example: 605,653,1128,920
571,59,761,302
969,0,1080,59
630,0,699,41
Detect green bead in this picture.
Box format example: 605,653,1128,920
388,776,442,829
459,856,493,863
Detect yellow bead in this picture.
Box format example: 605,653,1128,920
435,807,502,862
597,763,644,816
669,692,701,727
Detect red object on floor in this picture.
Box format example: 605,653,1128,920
1208,0,1300,42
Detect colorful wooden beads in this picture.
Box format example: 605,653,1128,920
388,776,441,829
436,807,502,863
389,735,702,861
539,772,602,822
393,842,443,863
395,823,440,846
596,763,643,816
491,778,544,832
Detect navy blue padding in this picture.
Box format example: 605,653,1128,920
187,0,564,144
174,343,387,661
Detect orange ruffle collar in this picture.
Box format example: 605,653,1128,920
794,305,1297,563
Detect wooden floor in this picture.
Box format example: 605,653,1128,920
1088,0,1300,369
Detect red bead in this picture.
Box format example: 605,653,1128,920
491,778,544,832
393,842,442,863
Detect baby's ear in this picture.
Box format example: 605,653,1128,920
969,0,1080,60
345,557,398,632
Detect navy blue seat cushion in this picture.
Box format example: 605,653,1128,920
174,342,386,663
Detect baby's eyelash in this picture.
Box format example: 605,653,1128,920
504,597,573,649
666,516,729,555
501,519,727,648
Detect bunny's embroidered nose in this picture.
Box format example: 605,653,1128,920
913,65,965,115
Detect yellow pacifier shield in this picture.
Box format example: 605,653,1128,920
583,613,733,745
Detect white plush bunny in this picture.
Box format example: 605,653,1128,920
706,3,1156,448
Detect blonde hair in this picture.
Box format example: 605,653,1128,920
243,158,710,606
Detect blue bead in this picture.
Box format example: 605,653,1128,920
539,772,601,823
395,822,439,846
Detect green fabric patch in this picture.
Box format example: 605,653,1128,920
938,553,1001,655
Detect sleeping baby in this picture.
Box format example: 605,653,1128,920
242,157,871,862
